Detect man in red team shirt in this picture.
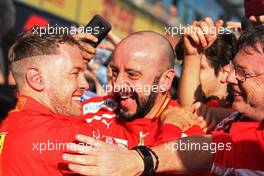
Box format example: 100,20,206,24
0,28,104,175
62,22,264,176
81,31,204,149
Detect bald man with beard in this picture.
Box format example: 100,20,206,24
63,31,204,167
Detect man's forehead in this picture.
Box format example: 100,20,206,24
113,50,155,70
59,43,81,54
114,44,160,62
60,44,83,60
235,46,264,70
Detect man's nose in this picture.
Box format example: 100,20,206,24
220,64,231,83
113,73,129,92
79,73,89,90
226,69,238,85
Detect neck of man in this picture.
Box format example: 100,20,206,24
19,89,55,113
245,106,264,122
207,84,229,106
144,92,169,120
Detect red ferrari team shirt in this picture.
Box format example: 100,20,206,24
211,112,264,176
0,95,98,175
82,93,204,149
0,94,203,175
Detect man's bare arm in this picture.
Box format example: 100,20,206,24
62,134,214,175
179,17,223,106
153,135,214,174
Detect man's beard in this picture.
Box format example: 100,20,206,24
47,90,82,117
114,76,160,121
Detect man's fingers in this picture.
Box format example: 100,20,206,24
67,143,98,155
63,153,96,165
202,18,223,48
76,135,104,148
207,120,217,132
191,102,202,114
182,118,195,132
204,17,214,29
183,35,194,52
195,26,208,48
199,104,208,118
198,121,207,129
107,32,121,46
184,26,200,45
203,127,208,133
74,34,97,62
195,116,207,129
215,19,224,29
80,42,96,54
196,21,210,47
212,19,224,40
188,34,201,46
74,33,98,43
68,164,99,176
81,51,93,61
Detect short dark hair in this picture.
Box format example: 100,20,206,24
175,32,237,76
237,25,264,54
9,27,81,63
205,33,237,76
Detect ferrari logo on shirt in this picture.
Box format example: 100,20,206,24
0,132,7,154
10,97,26,112
138,132,149,146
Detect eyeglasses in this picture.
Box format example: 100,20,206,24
229,61,264,82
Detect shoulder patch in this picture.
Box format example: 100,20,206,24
0,132,7,154
83,98,118,114
10,97,27,112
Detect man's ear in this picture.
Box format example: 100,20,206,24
219,66,229,84
159,69,175,93
26,67,45,91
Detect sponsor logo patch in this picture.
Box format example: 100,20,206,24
10,97,27,112
0,132,7,154
83,98,118,114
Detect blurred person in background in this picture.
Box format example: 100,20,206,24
0,0,17,121
244,0,264,25
0,0,15,79
178,31,237,108
175,21,237,132
227,0,264,34
81,64,106,101
86,32,121,96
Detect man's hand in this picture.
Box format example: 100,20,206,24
183,17,223,56
98,32,121,51
191,102,233,133
62,135,143,176
73,34,98,63
160,107,205,132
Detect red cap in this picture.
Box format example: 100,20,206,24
244,0,264,17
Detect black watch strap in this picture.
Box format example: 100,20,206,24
132,145,154,176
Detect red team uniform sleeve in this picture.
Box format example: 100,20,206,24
211,122,264,175
154,124,182,146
